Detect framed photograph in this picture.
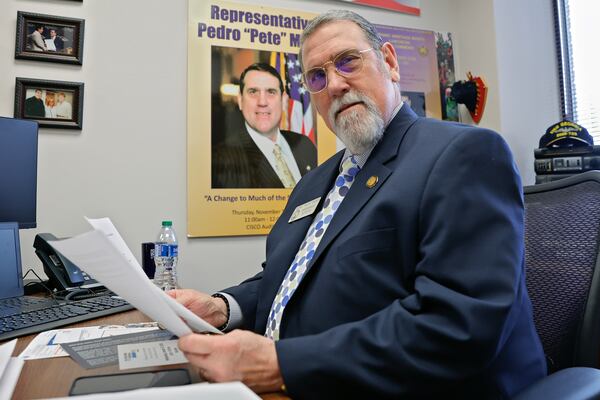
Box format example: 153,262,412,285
15,78,84,129
15,11,85,65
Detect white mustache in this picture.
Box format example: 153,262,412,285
329,91,370,122
327,89,385,155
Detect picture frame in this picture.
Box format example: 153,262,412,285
15,11,85,65
15,77,84,129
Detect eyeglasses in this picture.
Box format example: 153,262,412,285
302,48,374,94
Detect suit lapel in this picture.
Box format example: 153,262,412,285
283,130,311,176
255,152,344,326
273,157,341,263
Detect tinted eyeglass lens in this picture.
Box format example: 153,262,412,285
335,52,362,75
305,69,327,93
303,50,366,93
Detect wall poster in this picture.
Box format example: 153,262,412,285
187,1,337,237
435,32,458,121
375,24,442,119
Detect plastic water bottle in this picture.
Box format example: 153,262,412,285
154,220,178,291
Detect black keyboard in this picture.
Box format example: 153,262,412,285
0,295,133,341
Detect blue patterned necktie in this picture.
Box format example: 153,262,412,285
265,155,361,340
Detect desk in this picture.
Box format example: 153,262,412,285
6,309,289,400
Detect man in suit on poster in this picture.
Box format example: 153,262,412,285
173,10,546,399
212,63,317,189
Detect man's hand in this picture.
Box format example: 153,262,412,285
167,289,227,328
178,330,284,393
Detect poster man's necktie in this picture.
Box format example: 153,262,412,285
265,155,361,340
273,144,297,189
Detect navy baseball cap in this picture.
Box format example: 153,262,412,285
539,120,593,149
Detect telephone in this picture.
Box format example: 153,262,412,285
33,233,104,292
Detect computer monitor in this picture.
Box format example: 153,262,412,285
0,222,24,300
0,117,38,228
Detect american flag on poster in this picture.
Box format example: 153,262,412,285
271,52,316,145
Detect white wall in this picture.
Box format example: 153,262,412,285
493,0,561,185
454,0,502,131
0,0,559,292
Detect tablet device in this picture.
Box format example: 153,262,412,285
69,369,191,396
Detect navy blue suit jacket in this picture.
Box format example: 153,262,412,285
224,105,546,399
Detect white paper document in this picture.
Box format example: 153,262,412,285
53,382,261,400
0,339,24,400
48,219,221,337
85,217,143,272
19,325,159,360
117,340,187,370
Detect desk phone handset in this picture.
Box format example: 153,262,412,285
33,233,104,292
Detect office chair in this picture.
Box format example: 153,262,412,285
515,171,600,400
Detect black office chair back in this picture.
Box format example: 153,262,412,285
524,171,600,373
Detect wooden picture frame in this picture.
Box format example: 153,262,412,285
15,11,85,65
15,78,84,129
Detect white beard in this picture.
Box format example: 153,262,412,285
328,90,385,155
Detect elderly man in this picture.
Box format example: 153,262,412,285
172,10,546,399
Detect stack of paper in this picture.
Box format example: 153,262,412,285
49,218,221,337
0,339,24,400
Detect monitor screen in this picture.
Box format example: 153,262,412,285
0,117,38,228
0,222,24,299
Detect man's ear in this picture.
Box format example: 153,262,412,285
381,42,400,83
237,93,243,111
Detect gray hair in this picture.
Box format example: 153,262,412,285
299,10,384,68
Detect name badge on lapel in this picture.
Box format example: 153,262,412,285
288,197,321,223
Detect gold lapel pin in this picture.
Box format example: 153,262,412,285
366,176,378,188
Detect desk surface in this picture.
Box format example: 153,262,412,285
6,309,289,400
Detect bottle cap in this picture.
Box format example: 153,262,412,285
161,220,172,227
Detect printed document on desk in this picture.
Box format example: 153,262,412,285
19,324,160,360
48,224,221,337
0,339,24,400
54,382,260,400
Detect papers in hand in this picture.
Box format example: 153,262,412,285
48,218,221,337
